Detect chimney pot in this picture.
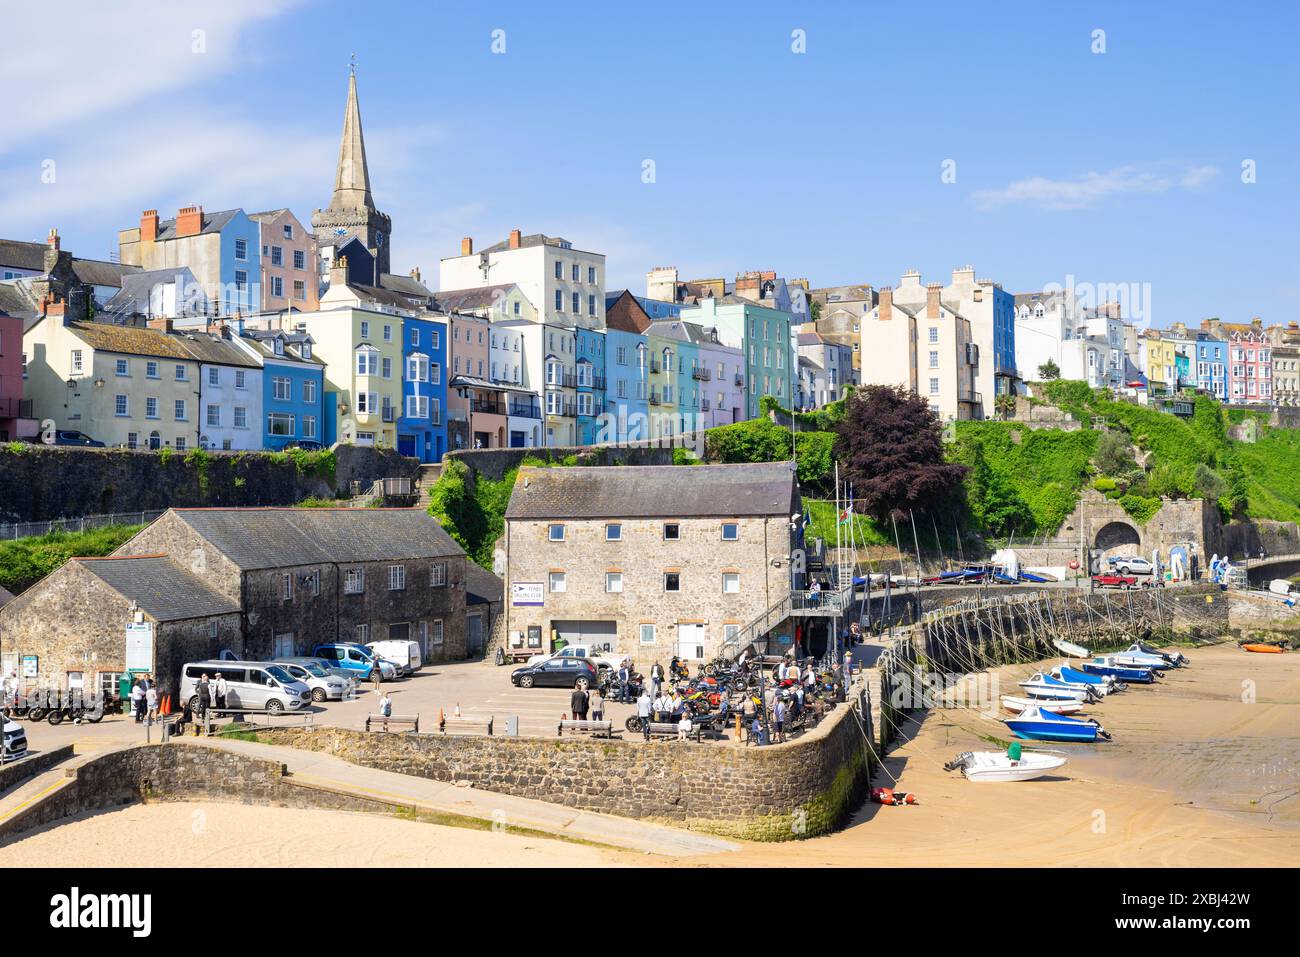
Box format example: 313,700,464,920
508,228,521,250
175,205,204,238
47,227,60,251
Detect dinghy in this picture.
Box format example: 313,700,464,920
1000,695,1082,716
1111,650,1173,670
1002,704,1110,742
1080,656,1157,683
1053,637,1091,658
944,749,1068,782
1242,643,1285,654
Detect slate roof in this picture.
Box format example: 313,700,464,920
72,260,137,289
479,232,572,254
65,322,258,367
102,267,208,320
464,563,504,606
432,284,523,314
504,461,799,521
0,584,14,608
168,508,466,570
77,556,240,622
379,273,435,300
152,209,242,241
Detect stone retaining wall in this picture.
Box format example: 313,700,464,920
0,743,403,843
0,745,74,796
257,691,873,841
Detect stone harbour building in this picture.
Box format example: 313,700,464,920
0,554,242,700
502,461,800,663
115,508,470,664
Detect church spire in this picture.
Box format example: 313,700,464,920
329,66,373,212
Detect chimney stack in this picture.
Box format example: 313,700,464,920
46,227,60,252
878,286,893,318
926,282,942,319
147,317,174,334
330,255,350,288
461,237,473,256
508,228,521,250
140,210,159,243
175,205,203,238
43,228,62,274
410,266,422,282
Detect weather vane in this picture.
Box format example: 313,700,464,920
350,52,356,75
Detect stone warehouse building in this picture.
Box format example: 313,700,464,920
113,507,471,664
502,461,800,663
0,555,242,700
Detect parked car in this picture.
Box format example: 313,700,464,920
1113,557,1154,576
1092,573,1138,589
282,440,323,451
524,643,619,672
272,659,353,701
179,661,311,714
312,644,397,681
366,640,422,676
275,656,357,691
511,658,598,690
30,429,105,447
2,716,27,762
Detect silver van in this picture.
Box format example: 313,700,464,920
179,661,311,714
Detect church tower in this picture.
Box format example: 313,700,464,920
313,65,393,278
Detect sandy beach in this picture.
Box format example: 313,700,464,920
2,643,1296,868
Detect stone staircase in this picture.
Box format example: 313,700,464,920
415,463,442,508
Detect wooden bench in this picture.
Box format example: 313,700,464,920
439,714,493,736
365,713,419,733
557,719,615,738
642,720,716,742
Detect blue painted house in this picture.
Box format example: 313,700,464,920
398,315,448,462
575,326,607,444
1194,334,1228,400
602,291,651,441
992,286,1018,395
236,327,326,449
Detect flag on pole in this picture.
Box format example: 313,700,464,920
838,502,853,525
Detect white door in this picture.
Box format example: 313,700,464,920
676,623,706,661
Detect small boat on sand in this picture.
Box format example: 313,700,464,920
1003,704,1110,742
1126,641,1187,667
1080,656,1157,683
1000,695,1082,715
944,749,1068,782
1051,664,1122,692
1053,637,1091,658
1019,673,1103,702
1242,643,1285,654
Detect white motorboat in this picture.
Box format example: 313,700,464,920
1019,673,1103,702
1000,695,1082,716
1053,637,1091,658
944,749,1069,782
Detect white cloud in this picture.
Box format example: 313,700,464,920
0,0,308,152
972,163,1220,212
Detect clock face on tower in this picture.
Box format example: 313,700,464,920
333,226,347,237
375,231,384,246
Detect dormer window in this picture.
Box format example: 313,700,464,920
300,341,311,360
273,338,284,356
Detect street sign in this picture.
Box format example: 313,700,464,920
125,622,154,672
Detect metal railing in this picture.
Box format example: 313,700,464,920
0,509,164,541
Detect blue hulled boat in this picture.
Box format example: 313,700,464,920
1054,664,1125,692
1002,705,1111,742
1080,656,1157,683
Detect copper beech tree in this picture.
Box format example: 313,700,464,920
833,385,969,522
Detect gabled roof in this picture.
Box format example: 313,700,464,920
604,289,652,334
102,266,208,320
464,563,504,606
505,461,799,521
72,260,137,289
380,272,434,300
166,507,466,570
77,555,240,622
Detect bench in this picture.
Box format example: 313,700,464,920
365,713,419,733
557,719,615,738
439,714,493,736
642,720,716,742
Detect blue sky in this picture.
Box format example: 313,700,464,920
2,0,1296,326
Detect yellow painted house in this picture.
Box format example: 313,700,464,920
288,277,407,448
1143,336,1179,395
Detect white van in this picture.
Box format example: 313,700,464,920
179,661,311,714
366,640,422,675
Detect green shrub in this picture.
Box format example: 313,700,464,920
0,524,144,595
1118,493,1163,524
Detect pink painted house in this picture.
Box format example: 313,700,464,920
1228,326,1272,405
0,309,36,441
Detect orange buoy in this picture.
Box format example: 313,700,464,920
1242,643,1285,654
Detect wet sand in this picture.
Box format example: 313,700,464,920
0,802,638,867
3,644,1295,868
689,641,1300,867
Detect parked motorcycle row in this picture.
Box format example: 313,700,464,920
1,689,115,725
609,654,844,737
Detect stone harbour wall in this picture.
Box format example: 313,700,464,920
258,690,874,841
0,444,419,523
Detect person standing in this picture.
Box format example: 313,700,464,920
589,687,604,723
379,692,393,718
195,673,211,732
617,661,631,703
213,672,228,713
570,685,589,722
129,678,145,723
636,689,653,741
650,661,663,698
773,696,786,743
145,684,159,724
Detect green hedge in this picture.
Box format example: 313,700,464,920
0,524,144,595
